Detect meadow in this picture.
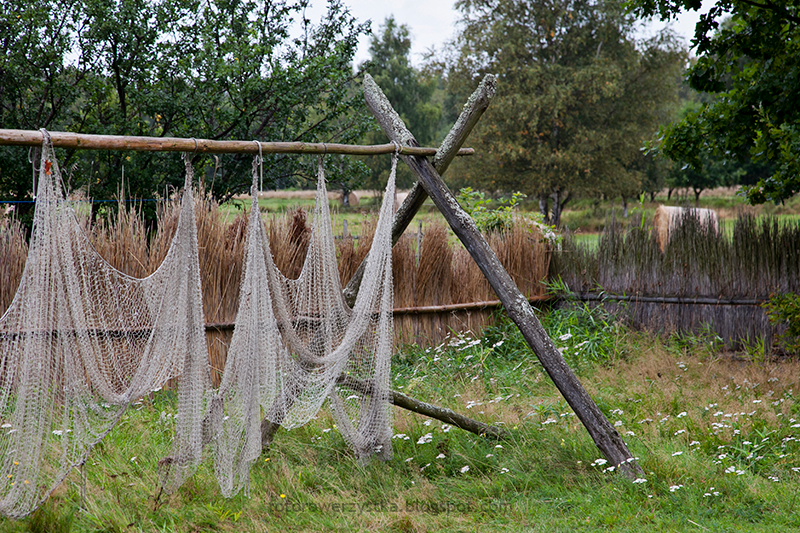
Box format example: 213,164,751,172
3,304,800,532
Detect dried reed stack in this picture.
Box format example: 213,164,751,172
0,218,27,313
552,214,800,351
389,218,551,347
0,199,551,374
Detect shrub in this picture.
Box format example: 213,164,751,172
762,293,800,354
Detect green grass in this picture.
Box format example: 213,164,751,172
3,305,800,532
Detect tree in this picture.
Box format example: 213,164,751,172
629,0,800,204
361,16,442,191
0,0,371,226
442,0,684,227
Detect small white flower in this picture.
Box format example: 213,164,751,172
52,430,63,436
558,333,572,341
486,454,494,458
499,467,509,474
591,458,608,467
404,457,414,463
677,412,687,418
625,431,635,436
674,429,686,436
672,451,683,456
669,484,684,492
725,466,736,474
614,420,623,427
416,433,433,445
632,478,647,484
436,453,446,459
460,465,470,473
495,444,504,449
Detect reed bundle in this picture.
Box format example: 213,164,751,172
0,200,551,376
552,213,800,351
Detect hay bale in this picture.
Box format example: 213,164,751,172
654,205,719,251
394,191,408,212
344,191,359,206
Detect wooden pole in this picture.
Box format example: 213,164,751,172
337,375,509,440
0,128,473,157
362,73,643,478
342,74,497,306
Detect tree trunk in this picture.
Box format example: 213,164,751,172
622,195,629,218
363,73,642,478
538,193,550,224
550,189,569,228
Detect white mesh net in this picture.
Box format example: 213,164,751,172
0,135,210,518
211,155,396,497
0,137,397,513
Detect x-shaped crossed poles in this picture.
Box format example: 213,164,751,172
265,74,642,478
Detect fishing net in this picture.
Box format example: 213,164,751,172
0,134,397,514
0,134,210,518
211,154,396,497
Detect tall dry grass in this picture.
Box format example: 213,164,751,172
389,218,551,347
0,219,28,314
0,198,551,372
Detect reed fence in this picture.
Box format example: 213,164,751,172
551,213,800,352
0,196,551,383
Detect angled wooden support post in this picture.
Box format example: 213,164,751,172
343,74,497,307
362,73,643,478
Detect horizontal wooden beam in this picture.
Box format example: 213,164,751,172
0,129,474,157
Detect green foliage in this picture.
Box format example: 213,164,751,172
628,0,800,204
456,187,526,233
479,303,625,371
443,0,685,227
763,293,800,354
0,0,372,225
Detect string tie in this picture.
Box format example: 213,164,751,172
252,140,263,193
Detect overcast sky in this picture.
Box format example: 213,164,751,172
299,1,714,67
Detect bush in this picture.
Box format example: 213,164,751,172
762,293,800,354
